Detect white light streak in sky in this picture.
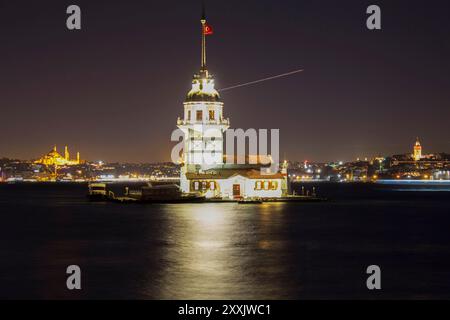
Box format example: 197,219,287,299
218,68,304,92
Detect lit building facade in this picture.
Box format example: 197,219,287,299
177,12,288,199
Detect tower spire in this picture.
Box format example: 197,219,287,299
201,0,206,21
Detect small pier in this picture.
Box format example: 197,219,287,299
90,183,327,204
103,191,325,205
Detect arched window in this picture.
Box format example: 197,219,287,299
194,181,199,191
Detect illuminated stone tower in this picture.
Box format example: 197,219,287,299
413,137,422,161
177,7,229,193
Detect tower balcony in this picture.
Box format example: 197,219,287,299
177,117,230,126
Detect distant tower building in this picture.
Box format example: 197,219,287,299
413,137,422,161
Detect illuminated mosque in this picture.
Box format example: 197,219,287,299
35,146,82,166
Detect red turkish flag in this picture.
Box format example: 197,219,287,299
203,24,213,36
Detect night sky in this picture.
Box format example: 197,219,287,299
1,0,449,163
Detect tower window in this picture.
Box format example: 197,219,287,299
187,110,191,121
196,110,203,121
209,110,215,121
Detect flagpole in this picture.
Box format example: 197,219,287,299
201,1,207,73
201,19,206,71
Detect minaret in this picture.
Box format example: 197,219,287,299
177,3,229,193
64,146,70,161
76,152,80,164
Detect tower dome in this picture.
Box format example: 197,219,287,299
415,138,421,147
185,72,221,102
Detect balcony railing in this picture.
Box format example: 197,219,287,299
177,118,230,126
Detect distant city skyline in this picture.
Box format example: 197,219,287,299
1,0,449,162
2,137,448,164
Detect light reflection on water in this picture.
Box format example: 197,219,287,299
153,203,290,299
2,183,450,299
389,189,450,192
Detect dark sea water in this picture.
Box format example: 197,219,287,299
0,182,449,299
